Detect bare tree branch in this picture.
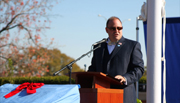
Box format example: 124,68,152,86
0,13,24,34
0,55,8,60
0,43,12,48
18,24,39,47
0,0,59,77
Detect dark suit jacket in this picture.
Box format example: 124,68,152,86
88,36,144,103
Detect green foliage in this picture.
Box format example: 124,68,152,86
0,76,75,86
139,68,147,84
45,49,84,76
0,48,84,77
137,99,142,103
6,58,14,76
139,76,146,84
143,69,147,76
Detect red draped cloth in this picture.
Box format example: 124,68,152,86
4,82,44,98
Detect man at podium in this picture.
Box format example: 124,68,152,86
88,16,144,103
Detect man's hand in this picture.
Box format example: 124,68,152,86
115,75,126,85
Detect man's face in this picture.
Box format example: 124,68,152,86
106,19,123,42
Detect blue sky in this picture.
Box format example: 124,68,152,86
45,0,180,70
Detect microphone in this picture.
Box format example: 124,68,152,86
92,38,107,46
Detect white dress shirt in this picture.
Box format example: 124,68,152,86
106,39,116,54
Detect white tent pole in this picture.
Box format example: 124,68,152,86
146,0,162,103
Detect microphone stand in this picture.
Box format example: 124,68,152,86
53,44,101,84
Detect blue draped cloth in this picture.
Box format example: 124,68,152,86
143,17,180,103
0,84,80,103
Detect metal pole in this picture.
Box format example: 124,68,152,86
136,17,139,99
147,0,162,103
68,66,72,84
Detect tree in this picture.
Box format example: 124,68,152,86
0,0,58,77
44,49,84,76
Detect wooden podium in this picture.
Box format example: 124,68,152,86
72,72,123,103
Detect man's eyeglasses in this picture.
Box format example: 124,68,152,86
107,27,123,31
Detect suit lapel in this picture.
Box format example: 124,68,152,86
110,36,125,60
97,42,106,71
100,42,106,60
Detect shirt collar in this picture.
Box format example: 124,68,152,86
106,38,116,45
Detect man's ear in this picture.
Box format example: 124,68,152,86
105,27,108,33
